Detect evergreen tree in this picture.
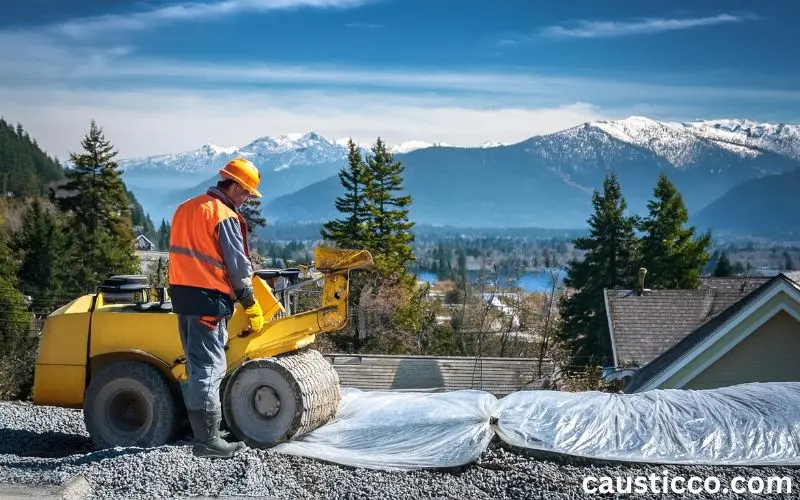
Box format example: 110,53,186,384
557,172,639,367
240,198,266,235
637,173,712,289
54,120,139,290
713,252,733,277
363,137,415,275
12,199,66,307
125,187,155,239
0,117,64,197
321,139,372,249
157,219,171,251
0,201,32,355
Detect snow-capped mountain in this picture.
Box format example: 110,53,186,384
261,116,800,229
390,140,452,154
678,119,800,161
120,131,346,175
119,116,800,228
588,116,760,167
119,131,353,223
118,143,239,175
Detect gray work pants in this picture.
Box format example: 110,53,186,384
177,314,228,412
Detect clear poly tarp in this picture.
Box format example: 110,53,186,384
273,382,800,471
273,388,496,471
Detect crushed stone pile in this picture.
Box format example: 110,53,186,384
1,401,798,499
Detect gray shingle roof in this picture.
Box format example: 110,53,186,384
605,276,771,368
623,274,792,393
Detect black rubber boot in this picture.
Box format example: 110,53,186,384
187,409,247,458
218,426,230,440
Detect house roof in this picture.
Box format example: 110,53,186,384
605,276,770,368
623,273,800,393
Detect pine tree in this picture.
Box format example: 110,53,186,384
157,219,171,251
637,173,712,289
713,252,733,277
12,199,66,307
321,139,372,249
0,201,32,356
54,120,139,290
363,137,415,275
557,172,639,367
0,117,64,197
240,198,266,235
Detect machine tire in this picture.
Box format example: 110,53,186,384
83,360,180,449
222,349,340,448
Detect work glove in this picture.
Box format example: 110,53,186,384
244,301,265,333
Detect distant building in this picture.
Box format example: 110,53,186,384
135,235,154,251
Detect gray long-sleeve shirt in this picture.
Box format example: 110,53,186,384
210,187,256,309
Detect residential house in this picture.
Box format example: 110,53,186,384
602,274,800,392
135,234,154,251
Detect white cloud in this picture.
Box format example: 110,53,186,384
0,87,609,159
344,22,383,29
0,4,791,161
540,13,753,39
51,0,376,40
2,24,798,160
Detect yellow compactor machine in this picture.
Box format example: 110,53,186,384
31,247,373,450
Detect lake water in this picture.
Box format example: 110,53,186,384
415,269,567,293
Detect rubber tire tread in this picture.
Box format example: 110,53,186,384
83,360,180,449
225,349,341,446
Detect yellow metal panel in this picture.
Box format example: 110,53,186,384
36,295,94,366
314,247,374,271
32,364,85,408
89,307,183,369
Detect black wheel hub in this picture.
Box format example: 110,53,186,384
107,390,149,434
253,386,281,418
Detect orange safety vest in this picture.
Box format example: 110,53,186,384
168,190,249,299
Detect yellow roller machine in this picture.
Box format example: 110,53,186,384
31,247,373,450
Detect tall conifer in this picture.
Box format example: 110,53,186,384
363,137,415,275
55,120,139,289
557,172,638,367
637,173,712,289
321,139,372,249
13,199,65,306
241,199,266,231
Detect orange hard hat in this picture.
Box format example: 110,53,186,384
219,157,261,198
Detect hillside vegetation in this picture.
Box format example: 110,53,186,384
0,118,64,197
0,119,148,398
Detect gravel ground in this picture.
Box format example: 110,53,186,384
1,401,799,499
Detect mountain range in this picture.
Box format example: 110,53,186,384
116,116,800,234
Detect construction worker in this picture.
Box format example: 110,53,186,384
168,157,265,458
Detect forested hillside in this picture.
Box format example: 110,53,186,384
0,119,64,197
0,119,148,399
0,116,159,244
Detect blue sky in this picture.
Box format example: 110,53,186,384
1,0,798,159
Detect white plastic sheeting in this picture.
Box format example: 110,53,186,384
273,389,496,471
273,382,800,471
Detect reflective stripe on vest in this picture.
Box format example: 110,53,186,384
168,245,225,269
168,192,242,298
